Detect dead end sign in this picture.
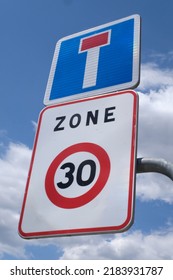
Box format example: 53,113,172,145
19,90,138,239
44,14,141,105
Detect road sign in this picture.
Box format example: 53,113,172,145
44,15,141,105
19,90,138,238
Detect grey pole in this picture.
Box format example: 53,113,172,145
136,158,173,181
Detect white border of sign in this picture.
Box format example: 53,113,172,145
44,14,141,105
19,90,138,239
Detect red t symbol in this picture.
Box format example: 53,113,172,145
79,31,111,88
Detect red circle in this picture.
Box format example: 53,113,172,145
45,142,110,209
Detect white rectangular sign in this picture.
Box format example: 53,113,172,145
19,90,138,238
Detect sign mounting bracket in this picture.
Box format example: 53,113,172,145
136,157,173,181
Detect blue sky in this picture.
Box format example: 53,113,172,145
0,0,173,260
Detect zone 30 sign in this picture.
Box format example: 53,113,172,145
19,90,138,238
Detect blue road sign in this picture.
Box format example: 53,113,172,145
44,15,141,105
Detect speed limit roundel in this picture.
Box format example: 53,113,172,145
45,142,110,209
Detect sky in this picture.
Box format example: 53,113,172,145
0,0,173,260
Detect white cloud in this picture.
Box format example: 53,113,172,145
0,142,32,258
59,227,173,259
139,63,173,91
137,173,173,203
137,86,173,160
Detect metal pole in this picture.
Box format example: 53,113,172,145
136,158,173,181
